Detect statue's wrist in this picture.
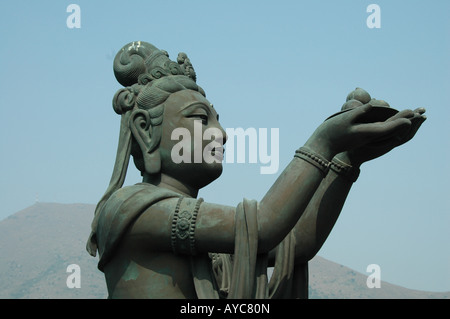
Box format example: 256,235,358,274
331,152,361,183
294,147,331,177
303,136,336,162
334,151,362,169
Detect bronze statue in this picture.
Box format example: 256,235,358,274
87,41,426,298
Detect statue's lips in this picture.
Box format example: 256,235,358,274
211,147,224,160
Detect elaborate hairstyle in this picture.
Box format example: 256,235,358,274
87,41,205,256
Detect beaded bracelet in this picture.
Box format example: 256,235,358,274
330,157,360,183
294,147,331,177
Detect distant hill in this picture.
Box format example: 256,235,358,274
0,203,106,298
0,203,448,299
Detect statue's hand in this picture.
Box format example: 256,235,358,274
305,104,413,159
336,107,426,167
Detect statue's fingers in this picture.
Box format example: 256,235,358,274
388,108,425,122
392,115,426,145
387,109,414,121
413,107,426,115
355,117,411,140
408,114,427,136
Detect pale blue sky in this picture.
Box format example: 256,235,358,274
0,1,448,292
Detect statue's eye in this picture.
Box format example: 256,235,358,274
187,114,208,125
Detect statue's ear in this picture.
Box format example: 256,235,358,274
129,109,161,174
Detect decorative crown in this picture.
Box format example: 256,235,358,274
113,41,197,87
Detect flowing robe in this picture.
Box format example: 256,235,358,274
89,183,308,299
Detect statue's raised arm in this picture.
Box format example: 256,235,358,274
87,41,426,299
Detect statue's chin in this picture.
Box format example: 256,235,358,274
160,161,224,190
190,163,224,190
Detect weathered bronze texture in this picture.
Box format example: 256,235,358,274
87,41,426,299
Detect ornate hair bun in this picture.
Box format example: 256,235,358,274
113,41,197,87
112,84,140,115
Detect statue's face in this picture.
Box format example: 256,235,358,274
158,89,227,189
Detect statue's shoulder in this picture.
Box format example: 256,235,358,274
103,183,179,213
97,183,181,236
95,183,181,269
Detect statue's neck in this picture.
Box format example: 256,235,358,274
142,173,198,198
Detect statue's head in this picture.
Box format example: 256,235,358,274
110,41,226,192
87,41,227,256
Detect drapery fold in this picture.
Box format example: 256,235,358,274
90,184,308,298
